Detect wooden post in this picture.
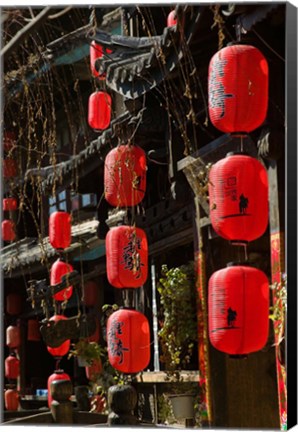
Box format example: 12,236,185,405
107,384,139,425
50,379,73,424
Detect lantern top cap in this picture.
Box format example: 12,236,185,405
225,151,250,157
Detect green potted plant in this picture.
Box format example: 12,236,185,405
68,339,104,367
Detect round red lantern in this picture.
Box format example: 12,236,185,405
2,219,16,242
49,211,71,250
208,264,269,356
4,388,19,411
3,158,17,178
47,315,70,358
3,197,18,211
27,319,41,341
50,258,74,302
106,225,148,288
6,325,21,349
5,354,20,380
104,145,147,207
208,44,269,133
85,358,103,381
83,280,99,307
88,91,112,130
208,153,268,244
6,293,22,316
47,369,71,408
3,131,16,152
107,308,150,373
167,10,177,26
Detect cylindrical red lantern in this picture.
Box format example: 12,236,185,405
208,153,268,243
50,258,74,302
3,198,18,211
49,211,71,250
27,319,41,342
106,225,148,288
167,10,177,26
90,41,112,79
3,131,16,152
2,220,16,242
4,388,19,411
6,325,21,349
208,44,269,133
104,145,147,207
6,293,22,316
47,315,70,358
47,369,71,408
83,280,99,307
3,158,17,178
5,354,20,380
88,91,112,130
107,308,150,373
208,264,269,356
85,358,103,381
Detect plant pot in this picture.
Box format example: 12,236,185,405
168,394,194,420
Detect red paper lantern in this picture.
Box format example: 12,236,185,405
27,319,41,342
47,315,70,358
90,41,112,79
208,44,269,133
4,388,19,411
3,198,18,211
83,280,99,307
106,225,148,288
107,308,150,373
5,354,20,380
6,293,22,316
50,258,74,302
85,358,103,381
208,264,269,356
104,145,147,207
87,318,100,343
47,369,71,408
2,220,16,242
49,211,71,250
3,158,17,178
6,326,21,349
88,91,112,130
208,153,268,243
167,10,177,26
3,131,16,152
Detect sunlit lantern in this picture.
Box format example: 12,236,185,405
47,370,71,408
49,211,71,250
208,264,269,356
90,41,112,79
167,10,177,26
6,325,21,349
4,389,19,411
3,198,18,211
88,91,112,130
2,219,16,242
208,153,268,244
6,293,22,316
208,44,269,133
5,354,20,380
104,145,147,207
27,319,41,342
50,258,74,302
47,315,70,358
106,226,148,288
3,158,17,178
107,308,150,373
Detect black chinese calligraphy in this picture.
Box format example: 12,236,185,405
121,230,144,279
108,317,129,365
209,56,234,119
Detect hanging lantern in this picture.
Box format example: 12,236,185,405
83,280,99,307
5,354,20,380
4,388,19,411
6,293,22,316
106,225,148,288
47,315,70,358
208,44,269,134
27,319,41,342
49,211,71,250
2,220,16,242
88,91,112,130
167,10,177,26
87,317,100,343
208,153,268,244
3,131,16,152
6,325,21,349
104,145,147,207
90,41,112,79
47,369,71,408
3,197,18,211
107,308,150,373
50,258,74,302
3,158,17,178
208,264,269,356
85,358,103,381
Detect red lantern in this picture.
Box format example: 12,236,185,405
47,315,70,358
50,258,74,302
3,131,16,152
208,44,269,133
104,145,147,207
208,264,269,356
87,318,100,343
107,308,150,373
83,280,99,307
208,153,268,243
5,354,20,380
167,10,177,26
4,388,19,411
3,198,18,211
85,358,103,381
90,41,112,79
6,293,22,315
3,158,17,178
47,369,71,408
6,325,21,349
106,225,148,288
49,211,71,250
2,220,16,242
88,91,112,130
27,319,41,342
